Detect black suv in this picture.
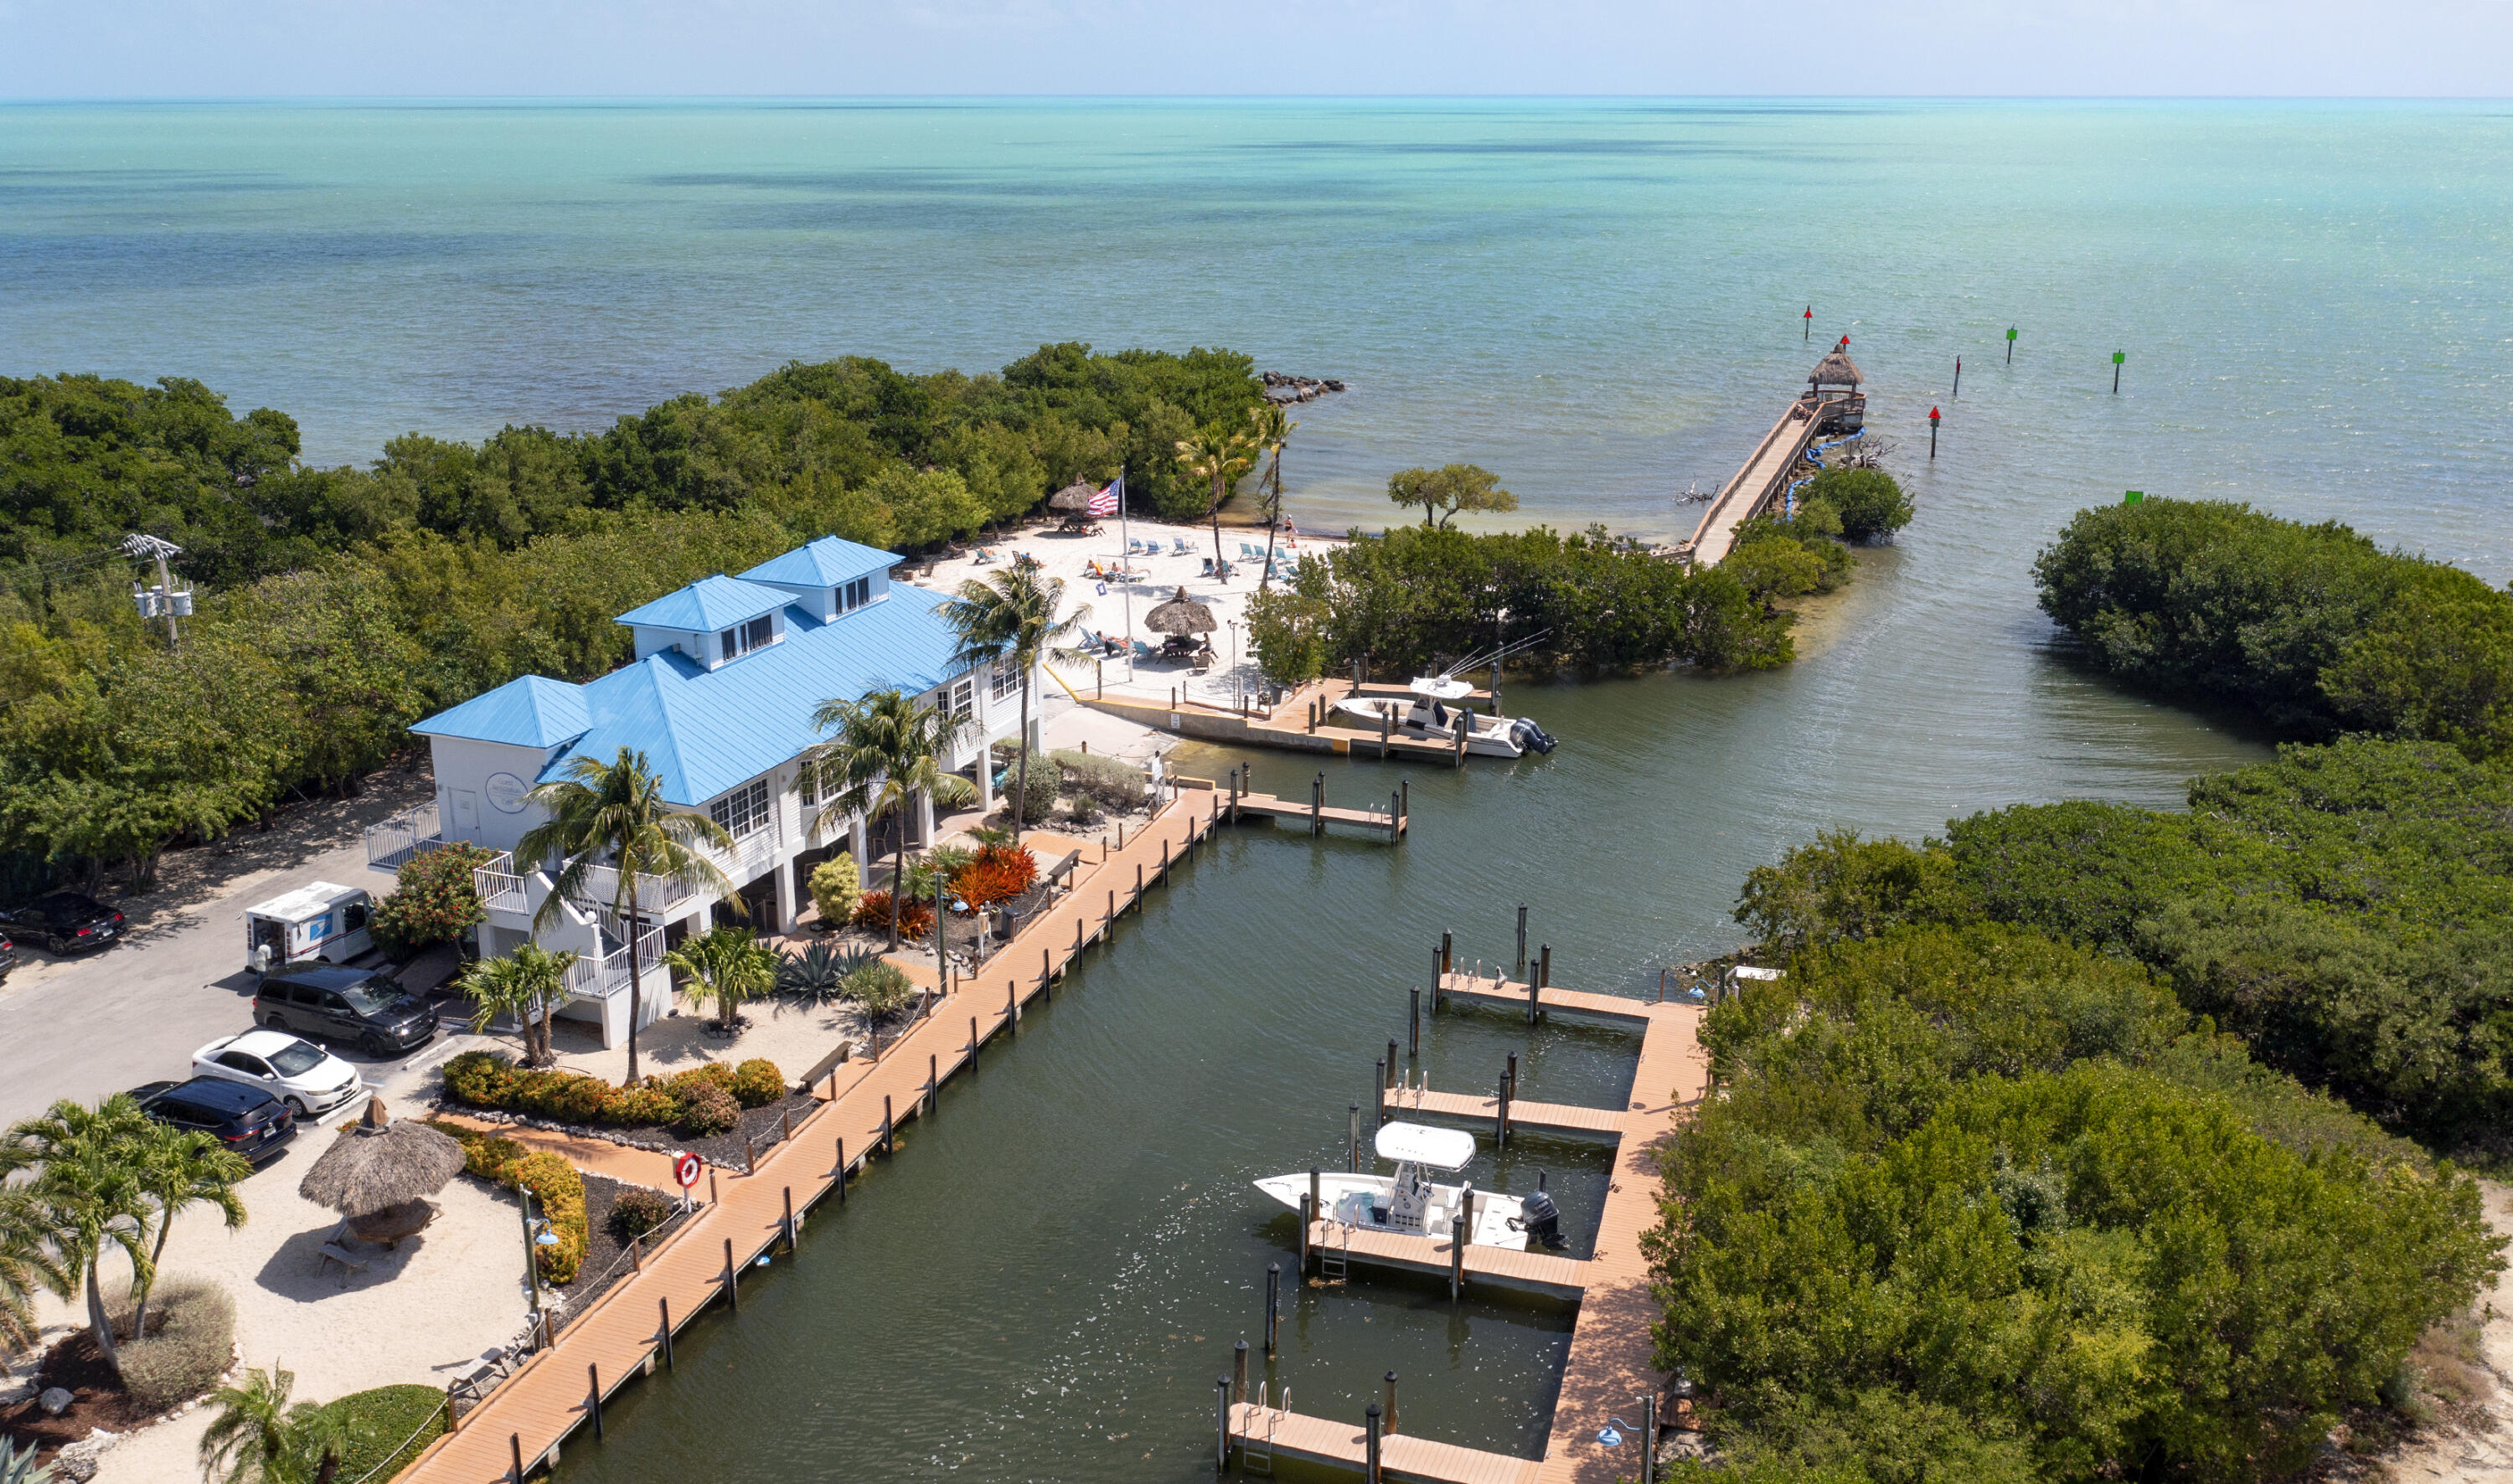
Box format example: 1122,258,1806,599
253,965,439,1056
0,893,125,954
130,1078,297,1164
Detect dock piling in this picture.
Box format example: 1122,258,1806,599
1408,987,1420,1054
722,1238,737,1312
883,1095,895,1156
1384,1371,1399,1436
834,1138,847,1204
1365,1403,1384,1484
587,1363,601,1440
658,1296,673,1369
1234,1340,1249,1404
1440,930,1453,974
1449,1211,1467,1298
1348,1103,1360,1172
1431,947,1443,1011
1496,1069,1509,1146
1374,1060,1385,1124
926,1054,938,1116
1298,1192,1313,1272
511,1433,524,1482
1388,789,1400,843
1515,905,1527,982
783,1186,796,1254
1386,1039,1398,1085
1216,1378,1233,1471
1312,773,1324,837
1264,1263,1280,1355
1398,779,1408,838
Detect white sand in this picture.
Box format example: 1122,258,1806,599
898,515,1342,710
19,1100,539,1483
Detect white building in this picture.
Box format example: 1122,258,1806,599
366,535,1035,1047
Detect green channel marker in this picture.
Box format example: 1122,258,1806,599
2113,350,2126,394
2006,326,2017,363
2124,491,2144,504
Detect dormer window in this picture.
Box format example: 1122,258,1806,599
841,576,872,613
720,615,775,663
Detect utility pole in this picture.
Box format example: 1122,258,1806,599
121,533,188,654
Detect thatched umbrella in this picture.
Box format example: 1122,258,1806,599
1047,479,1101,514
1143,587,1218,637
1809,348,1863,389
298,1098,465,1222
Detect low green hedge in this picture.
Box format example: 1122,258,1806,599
317,1383,448,1482
434,1125,588,1283
440,1051,786,1138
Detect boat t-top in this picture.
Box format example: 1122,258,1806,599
1330,636,1558,758
1253,1121,1564,1252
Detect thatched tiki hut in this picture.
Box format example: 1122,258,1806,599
1047,479,1102,532
1806,348,1867,434
299,1098,467,1247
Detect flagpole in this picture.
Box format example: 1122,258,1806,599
1118,474,1135,683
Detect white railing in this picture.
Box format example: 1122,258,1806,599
564,924,667,1002
564,820,781,920
471,852,529,917
364,803,446,873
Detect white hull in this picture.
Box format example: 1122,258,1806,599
1332,698,1531,758
1253,1171,1530,1251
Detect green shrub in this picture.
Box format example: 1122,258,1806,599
607,1186,675,1244
109,1275,235,1414
601,1081,680,1127
1050,749,1144,812
1803,466,1913,542
1014,757,1061,822
842,959,916,1018
729,1059,787,1108
806,853,860,924
670,1079,739,1137
510,1069,611,1124
439,1049,517,1107
315,1384,447,1483
436,1127,585,1283
370,842,493,957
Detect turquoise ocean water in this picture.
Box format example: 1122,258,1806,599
8,100,2512,1478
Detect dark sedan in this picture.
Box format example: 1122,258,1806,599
0,892,125,954
253,964,439,1056
129,1078,297,1165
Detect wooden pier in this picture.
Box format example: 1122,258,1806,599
395,792,1235,1484
1181,770,1409,841
1679,350,1867,568
1230,987,1709,1484
1379,1083,1623,1138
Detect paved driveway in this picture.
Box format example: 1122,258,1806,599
0,765,460,1127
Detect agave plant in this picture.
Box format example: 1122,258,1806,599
777,942,875,1006
2,1437,54,1484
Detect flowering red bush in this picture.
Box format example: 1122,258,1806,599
950,845,1039,912
850,889,935,940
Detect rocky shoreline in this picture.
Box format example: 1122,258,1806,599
1262,370,1344,404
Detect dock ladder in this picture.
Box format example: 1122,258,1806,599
1319,1221,1350,1285
1245,1384,1285,1475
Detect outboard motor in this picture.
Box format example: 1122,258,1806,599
1515,1188,1566,1250
1509,718,1559,755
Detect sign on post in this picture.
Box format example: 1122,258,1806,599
673,1151,704,1210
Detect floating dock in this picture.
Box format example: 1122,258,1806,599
1229,982,1709,1484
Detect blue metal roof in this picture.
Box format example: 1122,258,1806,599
740,535,898,590
409,675,591,748
535,585,973,806
614,574,793,633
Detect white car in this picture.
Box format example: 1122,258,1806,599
191,1029,364,1119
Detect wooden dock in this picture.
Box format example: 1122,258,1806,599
1181,773,1409,841
395,794,1229,1484
1680,357,1867,567
1304,1216,1592,1300
1230,1401,1544,1484
1379,1084,1623,1138
1084,674,1524,769
1231,992,1709,1484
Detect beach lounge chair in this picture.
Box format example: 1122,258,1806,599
1170,537,1193,555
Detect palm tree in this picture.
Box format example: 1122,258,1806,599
126,1122,249,1342
1174,425,1256,583
663,926,779,1033
0,1184,68,1358
519,747,738,1085
797,689,976,951
939,567,1090,835
1247,404,1296,591
199,1364,351,1484
6,1097,153,1373
460,944,581,1067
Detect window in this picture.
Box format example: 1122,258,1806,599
947,678,976,722
841,576,872,612
988,661,1022,703
219,1052,271,1077
797,760,817,809
718,615,776,662
710,778,773,841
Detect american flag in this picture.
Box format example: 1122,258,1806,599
1087,476,1122,518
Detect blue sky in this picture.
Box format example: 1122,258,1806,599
4,0,2509,97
